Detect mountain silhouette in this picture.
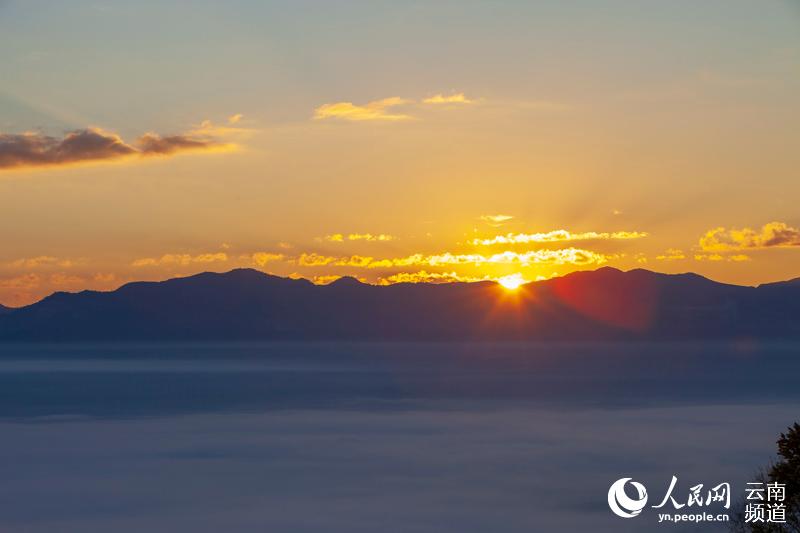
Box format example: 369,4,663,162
0,267,798,341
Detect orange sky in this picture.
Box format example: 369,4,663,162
1,1,799,306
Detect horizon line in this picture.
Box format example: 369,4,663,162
5,265,797,311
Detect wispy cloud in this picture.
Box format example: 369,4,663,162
131,253,228,267
700,222,800,251
0,124,231,171
296,248,608,269
5,256,77,268
0,273,40,290
377,271,484,285
694,253,751,262
311,274,344,285
189,118,254,138
314,93,479,122
418,249,608,267
313,97,413,122
472,230,648,246
249,252,285,267
422,93,474,105
656,248,686,261
479,214,514,227
324,233,395,242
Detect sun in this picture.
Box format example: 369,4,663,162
497,273,527,290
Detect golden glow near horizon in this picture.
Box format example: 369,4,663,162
3,218,798,306
1,2,799,306
497,273,527,291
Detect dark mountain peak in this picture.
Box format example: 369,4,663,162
328,276,365,287
223,268,315,286
560,267,723,287
122,268,309,290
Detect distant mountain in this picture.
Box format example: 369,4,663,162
0,267,798,341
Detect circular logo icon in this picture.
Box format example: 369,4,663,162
608,478,648,518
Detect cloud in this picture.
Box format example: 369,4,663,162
479,214,514,226
0,125,228,171
296,248,608,269
6,256,76,268
311,275,344,285
49,272,84,286
420,249,609,267
314,93,479,122
324,233,395,242
377,271,484,285
472,230,648,246
132,253,228,267
313,97,413,122
656,249,686,261
694,253,751,262
699,222,800,251
136,132,213,155
250,252,285,267
422,93,474,105
0,273,40,290
189,119,254,138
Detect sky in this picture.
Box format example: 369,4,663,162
1,0,799,306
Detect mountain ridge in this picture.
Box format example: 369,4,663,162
0,267,797,341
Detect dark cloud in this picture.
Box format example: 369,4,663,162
0,127,220,170
137,133,213,155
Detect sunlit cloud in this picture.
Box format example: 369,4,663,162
5,256,77,268
479,214,514,227
311,274,343,285
377,270,485,285
131,253,228,267
324,233,395,242
250,252,285,266
296,253,375,267
422,93,475,105
296,253,336,267
297,248,608,269
0,124,232,171
420,249,608,267
0,273,40,290
313,97,413,122
314,92,480,121
699,222,800,251
471,230,648,246
189,118,254,138
49,272,84,286
694,253,751,262
656,248,686,261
